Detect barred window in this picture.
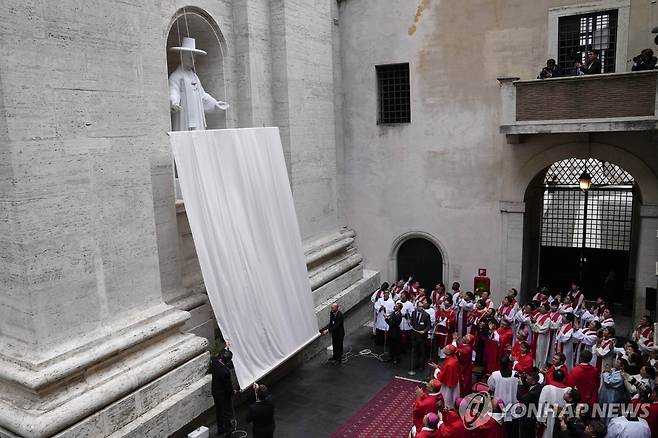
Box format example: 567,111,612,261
541,159,634,252
558,10,618,73
376,63,411,124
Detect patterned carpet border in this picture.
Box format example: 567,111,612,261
330,376,419,438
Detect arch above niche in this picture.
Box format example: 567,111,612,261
166,7,228,130
508,142,658,205
388,231,449,286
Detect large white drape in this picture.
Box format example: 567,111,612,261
170,128,319,389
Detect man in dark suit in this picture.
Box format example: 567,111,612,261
210,348,236,437
246,384,275,438
385,302,403,364
514,368,543,438
322,302,345,364
581,50,602,74
410,301,431,370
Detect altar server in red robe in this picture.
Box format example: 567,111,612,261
544,352,570,386
487,318,513,374
513,341,534,374
511,328,528,361
455,333,474,396
567,349,599,406
437,344,460,409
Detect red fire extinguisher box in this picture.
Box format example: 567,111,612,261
474,268,490,292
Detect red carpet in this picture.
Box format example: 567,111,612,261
330,376,418,438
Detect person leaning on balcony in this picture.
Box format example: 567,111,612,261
538,59,564,79
580,50,602,75
632,49,658,71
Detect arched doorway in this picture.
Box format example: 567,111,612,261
523,158,637,312
396,237,443,291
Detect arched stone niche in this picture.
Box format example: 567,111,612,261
166,7,228,131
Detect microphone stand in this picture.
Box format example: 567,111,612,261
408,333,416,376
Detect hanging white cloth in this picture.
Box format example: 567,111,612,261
170,127,320,389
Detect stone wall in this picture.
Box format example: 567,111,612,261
337,0,658,307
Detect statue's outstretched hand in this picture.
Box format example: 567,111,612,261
170,103,182,113
215,100,230,111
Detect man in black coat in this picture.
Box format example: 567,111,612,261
322,302,345,364
580,50,602,74
513,368,543,438
210,348,236,437
410,301,431,370
385,302,403,364
246,384,275,438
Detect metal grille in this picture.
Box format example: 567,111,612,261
584,190,633,250
542,189,585,248
558,9,618,73
541,159,634,252
545,159,634,186
376,63,411,124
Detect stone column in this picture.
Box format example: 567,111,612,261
633,204,658,323
0,3,211,436
499,201,526,302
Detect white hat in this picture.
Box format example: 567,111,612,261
169,37,207,55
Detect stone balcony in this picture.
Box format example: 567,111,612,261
498,70,658,142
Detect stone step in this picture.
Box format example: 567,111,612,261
312,264,364,307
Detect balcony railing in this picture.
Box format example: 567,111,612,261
498,70,658,139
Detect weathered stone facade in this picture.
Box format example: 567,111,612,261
1,0,657,436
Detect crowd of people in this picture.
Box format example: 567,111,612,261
537,48,657,79
370,278,658,437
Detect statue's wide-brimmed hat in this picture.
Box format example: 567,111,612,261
169,37,207,55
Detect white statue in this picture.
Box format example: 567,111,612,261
168,37,229,131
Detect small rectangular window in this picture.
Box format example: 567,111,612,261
376,63,410,124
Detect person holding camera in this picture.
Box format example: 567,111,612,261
246,383,275,438
210,348,236,438
632,49,657,71
538,59,564,79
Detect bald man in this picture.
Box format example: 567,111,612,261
322,303,345,364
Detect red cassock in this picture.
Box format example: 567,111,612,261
545,365,569,387
416,429,442,438
471,416,503,438
510,341,522,361
513,353,533,374
438,411,468,438
457,343,473,396
412,394,440,432
487,327,513,374
567,364,599,405
437,356,460,388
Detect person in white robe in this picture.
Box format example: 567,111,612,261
456,291,475,337
532,303,553,369
537,383,571,438
169,37,229,131
605,415,651,437
486,356,518,423
573,320,600,365
555,313,576,369
374,290,395,344
371,282,390,334
514,304,534,346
